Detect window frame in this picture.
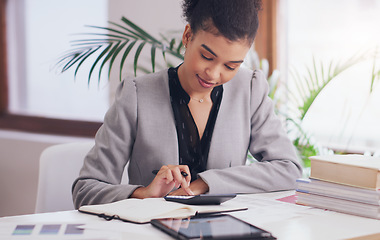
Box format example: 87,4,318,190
0,0,277,137
256,0,277,74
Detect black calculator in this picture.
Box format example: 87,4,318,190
164,194,236,205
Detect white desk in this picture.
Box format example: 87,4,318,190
1,191,380,240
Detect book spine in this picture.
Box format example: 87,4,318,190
296,180,380,205
310,160,379,189
296,192,380,220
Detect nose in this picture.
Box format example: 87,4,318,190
205,65,221,80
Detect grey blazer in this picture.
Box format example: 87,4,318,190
72,67,302,209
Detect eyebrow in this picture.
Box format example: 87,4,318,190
201,44,244,64
201,44,218,57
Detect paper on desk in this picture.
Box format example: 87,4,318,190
79,221,171,240
227,192,330,227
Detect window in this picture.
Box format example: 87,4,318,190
7,0,109,121
278,0,380,153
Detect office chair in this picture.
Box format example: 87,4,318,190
35,141,129,213
35,141,94,213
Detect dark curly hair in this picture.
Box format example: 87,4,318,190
182,0,262,44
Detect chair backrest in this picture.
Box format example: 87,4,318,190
35,141,129,213
35,141,94,213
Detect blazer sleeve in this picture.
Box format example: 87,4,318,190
198,70,303,194
72,78,142,209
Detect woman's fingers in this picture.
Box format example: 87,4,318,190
157,165,193,195
161,165,191,184
162,167,174,185
181,165,191,185
181,177,195,195
171,166,186,187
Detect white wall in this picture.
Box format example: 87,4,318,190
0,0,184,217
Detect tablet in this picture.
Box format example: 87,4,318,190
164,194,236,205
150,214,276,240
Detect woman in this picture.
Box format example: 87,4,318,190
72,0,302,208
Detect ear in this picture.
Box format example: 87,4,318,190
182,24,193,48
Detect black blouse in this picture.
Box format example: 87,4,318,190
168,66,223,181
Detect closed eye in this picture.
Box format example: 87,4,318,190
225,65,236,71
201,54,213,61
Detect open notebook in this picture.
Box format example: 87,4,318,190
79,197,247,224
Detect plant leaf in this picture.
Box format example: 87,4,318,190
86,25,137,39
98,41,121,82
108,40,129,79
119,40,137,81
121,16,160,44
176,41,183,55
169,38,175,50
134,42,146,76
151,44,156,73
370,48,378,94
56,17,186,84
73,46,102,83
88,43,113,83
60,51,87,72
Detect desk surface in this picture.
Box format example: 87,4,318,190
1,191,380,240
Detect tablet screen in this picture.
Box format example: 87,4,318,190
151,214,276,239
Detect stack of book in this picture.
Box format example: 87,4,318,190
296,154,380,219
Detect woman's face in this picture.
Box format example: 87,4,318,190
178,24,251,96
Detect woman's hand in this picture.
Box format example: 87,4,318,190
131,165,194,199
168,178,209,196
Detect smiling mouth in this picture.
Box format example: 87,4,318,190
197,75,215,88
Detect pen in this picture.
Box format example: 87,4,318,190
152,169,188,177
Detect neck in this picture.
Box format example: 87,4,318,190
190,95,211,103
177,64,213,101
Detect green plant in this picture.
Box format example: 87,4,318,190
288,54,368,121
282,51,378,167
56,16,184,83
